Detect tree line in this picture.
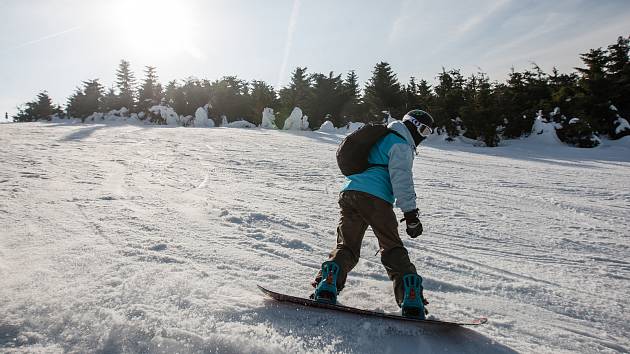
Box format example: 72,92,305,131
11,35,630,147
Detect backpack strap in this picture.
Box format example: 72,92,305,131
368,129,406,170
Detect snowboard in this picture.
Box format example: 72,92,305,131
258,285,487,326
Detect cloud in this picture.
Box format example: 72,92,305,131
276,0,302,88
3,26,81,53
452,0,510,38
388,0,511,52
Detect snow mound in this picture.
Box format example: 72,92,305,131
194,105,214,127
283,107,309,130
318,120,338,133
614,115,630,135
150,105,180,126
527,115,563,145
261,108,276,129
224,120,256,128
346,122,364,134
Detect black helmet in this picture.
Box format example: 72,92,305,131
402,109,434,145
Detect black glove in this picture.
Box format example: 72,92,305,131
401,209,423,238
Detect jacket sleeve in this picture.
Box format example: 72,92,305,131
387,143,417,212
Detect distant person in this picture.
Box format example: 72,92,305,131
312,109,435,319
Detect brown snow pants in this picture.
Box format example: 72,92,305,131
315,190,417,306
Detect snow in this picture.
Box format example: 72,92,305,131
1,122,630,353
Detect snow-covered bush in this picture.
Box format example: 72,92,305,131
610,105,630,140
555,117,600,148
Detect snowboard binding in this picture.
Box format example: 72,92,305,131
401,274,428,319
314,261,340,305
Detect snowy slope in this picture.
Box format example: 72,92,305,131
1,123,629,353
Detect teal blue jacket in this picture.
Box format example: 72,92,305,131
341,120,418,212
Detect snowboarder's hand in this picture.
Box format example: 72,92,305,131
402,209,423,238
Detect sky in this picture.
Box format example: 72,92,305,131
1,0,629,120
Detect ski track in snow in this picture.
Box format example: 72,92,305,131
1,122,629,353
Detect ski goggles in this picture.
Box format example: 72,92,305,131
404,115,433,137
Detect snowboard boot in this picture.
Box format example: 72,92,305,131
313,261,340,305
401,274,428,319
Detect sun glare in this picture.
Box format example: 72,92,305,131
114,0,200,58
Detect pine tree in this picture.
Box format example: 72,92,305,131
13,91,60,122
433,69,466,136
101,87,119,113
115,59,136,112
403,76,419,112
208,76,250,123
279,67,312,120
66,79,104,121
460,73,501,146
576,47,613,133
363,62,404,121
138,66,163,112
177,78,211,117
415,79,434,112
164,80,186,116
549,67,580,120
403,76,435,112
307,72,345,128
607,36,630,114
66,87,85,119
339,70,363,124
498,65,553,138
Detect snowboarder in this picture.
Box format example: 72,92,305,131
312,109,435,319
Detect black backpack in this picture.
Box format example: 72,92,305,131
336,123,404,176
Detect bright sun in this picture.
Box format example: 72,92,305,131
115,0,200,58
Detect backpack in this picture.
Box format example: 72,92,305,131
336,123,405,176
